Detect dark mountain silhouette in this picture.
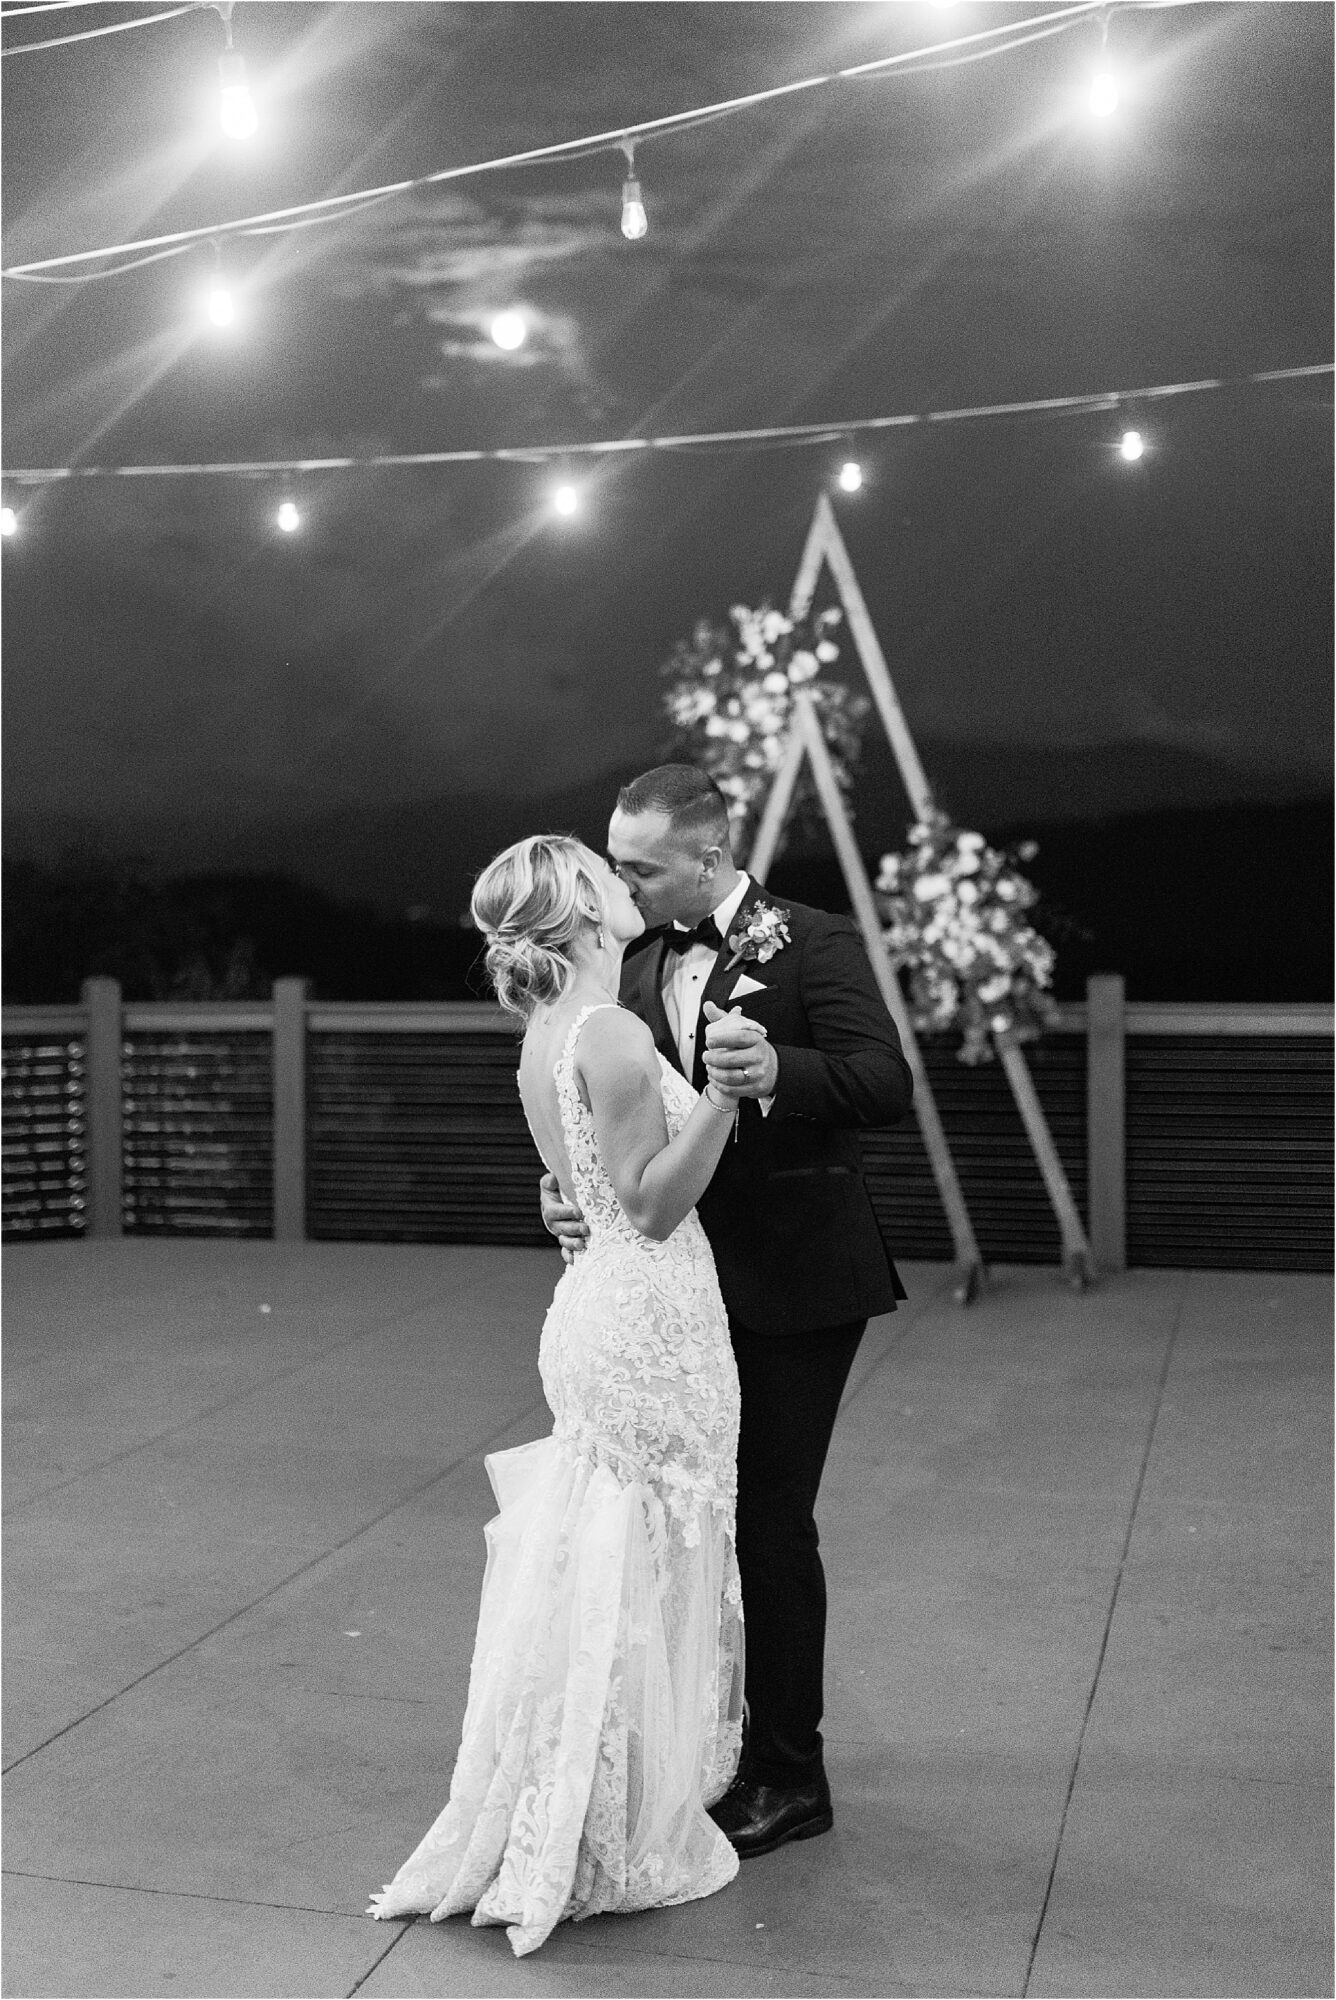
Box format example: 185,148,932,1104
766,800,1332,1005
1,861,483,1006
5,788,1330,1005
5,736,1324,923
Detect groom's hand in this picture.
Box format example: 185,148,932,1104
540,1171,588,1263
702,1002,779,1098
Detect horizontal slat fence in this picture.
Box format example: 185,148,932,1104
2,1027,87,1238
2,987,1331,1271
862,1033,1087,1264
1127,1034,1332,1271
121,1031,273,1237
307,1030,546,1245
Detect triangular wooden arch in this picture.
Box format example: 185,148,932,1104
746,497,1095,1297
750,692,986,1304
789,491,935,822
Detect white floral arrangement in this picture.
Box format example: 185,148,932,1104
661,602,869,855
875,809,1058,1065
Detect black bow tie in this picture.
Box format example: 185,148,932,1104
661,913,724,955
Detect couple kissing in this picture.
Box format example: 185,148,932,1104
369,762,913,1956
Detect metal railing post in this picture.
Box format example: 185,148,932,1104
272,978,309,1241
81,977,123,1237
1086,974,1127,1274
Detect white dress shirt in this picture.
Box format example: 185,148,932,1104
662,873,754,1080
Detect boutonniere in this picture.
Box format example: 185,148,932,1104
724,900,791,973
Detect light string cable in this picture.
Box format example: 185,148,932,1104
0,4,195,56
3,0,162,12
4,363,1329,484
8,240,208,283
3,1,187,12
851,9,1098,78
6,188,403,282
1,1,1115,279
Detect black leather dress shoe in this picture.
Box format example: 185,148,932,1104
708,1771,833,1858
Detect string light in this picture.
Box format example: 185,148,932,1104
1,506,17,536
489,309,527,351
837,459,864,493
619,140,647,241
2,367,1326,500
551,480,581,518
1,4,1117,282
275,498,301,532
1119,428,1145,461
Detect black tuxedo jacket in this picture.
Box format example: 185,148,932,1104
619,883,914,1336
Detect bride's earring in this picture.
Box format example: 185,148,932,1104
596,926,606,951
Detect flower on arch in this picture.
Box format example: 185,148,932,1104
874,809,1058,1064
660,601,866,858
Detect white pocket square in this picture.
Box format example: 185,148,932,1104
729,972,769,1001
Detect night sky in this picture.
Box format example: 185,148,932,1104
2,2,1331,919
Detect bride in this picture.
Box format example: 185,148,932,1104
368,834,746,1956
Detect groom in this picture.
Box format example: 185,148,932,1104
540,763,913,1857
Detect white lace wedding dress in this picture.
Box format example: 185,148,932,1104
368,1003,743,1956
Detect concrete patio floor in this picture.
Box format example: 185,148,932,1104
2,1240,1331,2000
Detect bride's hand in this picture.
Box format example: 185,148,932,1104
702,1002,777,1099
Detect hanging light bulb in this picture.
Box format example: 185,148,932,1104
218,49,258,140
203,239,236,329
206,278,235,327
1089,11,1119,119
276,499,301,533
1,506,18,537
619,140,647,241
837,459,864,493
620,177,648,241
1119,428,1145,462
1090,67,1120,118
552,481,580,518
490,309,527,351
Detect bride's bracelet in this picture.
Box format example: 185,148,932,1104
703,1086,738,1116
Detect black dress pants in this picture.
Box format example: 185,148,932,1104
729,1314,866,1788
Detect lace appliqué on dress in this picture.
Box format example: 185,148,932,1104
368,1004,743,1955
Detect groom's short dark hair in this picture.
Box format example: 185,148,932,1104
616,765,731,847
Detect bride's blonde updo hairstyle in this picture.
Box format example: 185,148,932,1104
471,835,610,1022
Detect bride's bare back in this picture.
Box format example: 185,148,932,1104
517,998,668,1214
